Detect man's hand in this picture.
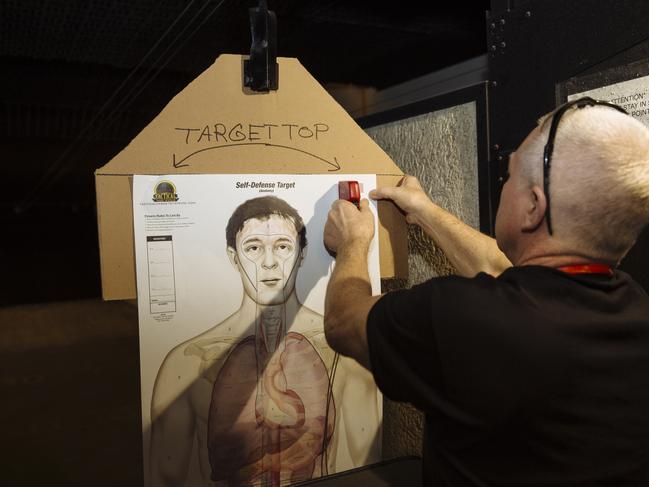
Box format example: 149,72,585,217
324,198,375,254
369,175,431,225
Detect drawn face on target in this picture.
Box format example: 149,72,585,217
228,215,305,305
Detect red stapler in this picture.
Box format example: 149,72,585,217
338,180,361,208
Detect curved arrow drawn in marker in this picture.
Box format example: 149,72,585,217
171,142,341,171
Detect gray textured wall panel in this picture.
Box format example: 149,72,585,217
365,102,479,458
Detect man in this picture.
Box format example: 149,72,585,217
324,98,649,485
151,196,379,487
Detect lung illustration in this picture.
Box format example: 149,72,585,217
207,331,335,486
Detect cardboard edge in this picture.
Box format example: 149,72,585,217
96,173,137,300
94,171,107,297
376,174,408,280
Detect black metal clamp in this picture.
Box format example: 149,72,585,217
243,0,278,92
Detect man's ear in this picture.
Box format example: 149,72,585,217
227,246,239,269
522,185,547,232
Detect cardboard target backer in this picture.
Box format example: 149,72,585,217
95,54,407,300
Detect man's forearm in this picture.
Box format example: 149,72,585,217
413,201,511,277
324,240,378,368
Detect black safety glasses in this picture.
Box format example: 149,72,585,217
542,96,628,235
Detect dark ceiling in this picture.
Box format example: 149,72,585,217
1,0,489,305
4,0,488,86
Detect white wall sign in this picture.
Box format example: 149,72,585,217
569,74,649,126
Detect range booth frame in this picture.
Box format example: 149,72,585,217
95,54,408,301
487,0,649,291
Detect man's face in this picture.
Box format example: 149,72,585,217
230,214,303,305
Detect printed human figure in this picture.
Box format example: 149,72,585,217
150,196,379,487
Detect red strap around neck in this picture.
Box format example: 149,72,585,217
556,263,614,276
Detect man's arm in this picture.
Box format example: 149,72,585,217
323,199,380,370
371,176,512,277
150,349,196,486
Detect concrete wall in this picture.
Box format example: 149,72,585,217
365,101,480,458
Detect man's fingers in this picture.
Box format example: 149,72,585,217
331,198,351,211
369,186,398,201
402,175,421,189
371,175,420,201
334,199,359,212
359,198,370,211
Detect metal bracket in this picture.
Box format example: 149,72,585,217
243,0,279,92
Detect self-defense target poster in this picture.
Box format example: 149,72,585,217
132,174,382,487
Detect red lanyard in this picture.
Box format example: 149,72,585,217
556,264,614,276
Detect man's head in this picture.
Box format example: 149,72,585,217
496,103,649,265
226,196,307,305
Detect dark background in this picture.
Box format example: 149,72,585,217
1,0,490,306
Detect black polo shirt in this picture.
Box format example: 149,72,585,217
367,265,649,486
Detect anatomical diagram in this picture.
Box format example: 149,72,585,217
149,196,348,487
208,316,336,485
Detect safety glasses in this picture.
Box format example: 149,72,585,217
542,96,628,235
